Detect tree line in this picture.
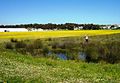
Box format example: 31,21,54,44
0,23,102,30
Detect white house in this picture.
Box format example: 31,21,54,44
74,26,83,30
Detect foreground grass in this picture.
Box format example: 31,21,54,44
0,30,120,39
0,49,120,83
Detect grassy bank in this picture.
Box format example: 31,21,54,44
0,49,120,83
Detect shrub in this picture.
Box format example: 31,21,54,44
66,51,78,60
47,53,58,60
63,41,76,49
43,47,49,56
25,44,34,54
24,39,46,56
33,39,43,49
52,42,58,49
10,38,18,43
105,42,120,64
52,41,63,49
17,48,27,54
5,42,13,49
57,43,66,49
48,38,52,41
52,41,77,50
15,41,26,48
33,49,43,56
85,43,99,63
98,45,110,62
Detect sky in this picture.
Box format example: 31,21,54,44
0,0,120,25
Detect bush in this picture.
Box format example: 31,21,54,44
52,42,58,49
13,39,47,56
43,47,49,56
33,39,43,49
16,48,27,54
5,42,13,49
105,42,120,64
63,41,77,49
98,44,111,62
84,41,120,64
66,51,78,60
10,38,18,43
33,49,43,56
47,53,58,60
85,46,99,62
15,41,26,48
84,43,100,63
51,41,77,50
48,38,52,41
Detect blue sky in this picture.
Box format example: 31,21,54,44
0,0,120,25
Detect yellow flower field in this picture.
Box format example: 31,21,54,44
0,30,120,39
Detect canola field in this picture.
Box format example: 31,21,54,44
0,30,120,39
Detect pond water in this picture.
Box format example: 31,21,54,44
78,52,86,60
57,53,68,60
48,51,86,60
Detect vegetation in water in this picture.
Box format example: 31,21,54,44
4,33,120,64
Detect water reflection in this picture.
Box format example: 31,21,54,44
48,51,86,60
78,52,86,60
57,53,68,60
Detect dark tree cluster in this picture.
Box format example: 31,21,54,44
83,24,100,30
0,23,101,30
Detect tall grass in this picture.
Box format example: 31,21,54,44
4,33,120,63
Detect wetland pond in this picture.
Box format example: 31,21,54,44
48,51,86,60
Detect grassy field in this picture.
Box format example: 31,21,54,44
0,30,120,39
0,30,120,82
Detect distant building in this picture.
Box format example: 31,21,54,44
118,25,120,27
74,26,83,30
101,25,112,29
32,28,43,31
0,28,44,32
0,28,28,32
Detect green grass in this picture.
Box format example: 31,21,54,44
0,48,120,83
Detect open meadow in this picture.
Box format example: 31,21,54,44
0,30,120,83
